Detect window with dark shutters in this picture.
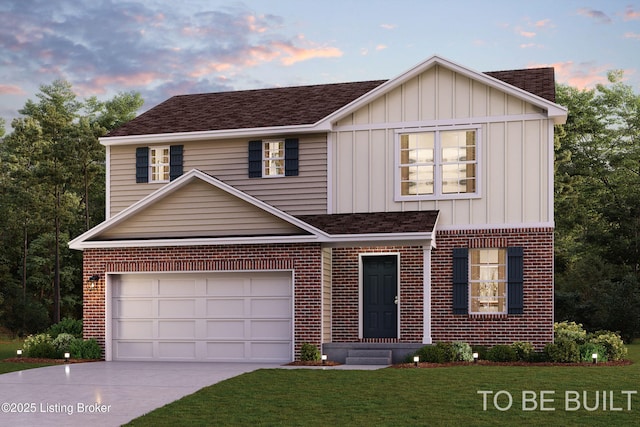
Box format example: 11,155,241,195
507,247,524,314
136,147,149,183
248,138,299,178
452,248,469,314
169,145,183,181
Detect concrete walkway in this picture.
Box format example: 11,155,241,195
0,361,386,426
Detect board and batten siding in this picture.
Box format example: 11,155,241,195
100,179,303,239
330,65,553,228
108,134,328,217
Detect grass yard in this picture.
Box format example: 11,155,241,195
0,335,54,374
126,344,640,427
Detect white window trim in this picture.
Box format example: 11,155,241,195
262,139,285,178
394,125,482,201
149,146,170,183
468,248,508,315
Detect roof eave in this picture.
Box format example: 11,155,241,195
100,123,330,146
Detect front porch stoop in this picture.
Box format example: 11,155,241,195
345,349,392,365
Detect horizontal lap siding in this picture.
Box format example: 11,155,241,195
109,135,327,217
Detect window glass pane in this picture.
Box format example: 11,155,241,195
263,141,284,176
150,147,170,182
469,248,507,314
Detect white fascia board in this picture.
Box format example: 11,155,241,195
318,54,568,127
70,232,434,250
100,123,325,146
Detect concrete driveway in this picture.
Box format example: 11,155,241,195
0,361,279,426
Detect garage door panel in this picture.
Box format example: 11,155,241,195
114,320,153,339
250,320,291,339
250,298,291,317
207,342,246,360
158,320,196,339
207,298,244,316
207,277,245,296
251,342,291,360
112,272,293,362
206,320,245,339
115,341,154,359
250,279,291,296
158,299,196,317
158,342,196,359
116,299,154,317
158,279,197,295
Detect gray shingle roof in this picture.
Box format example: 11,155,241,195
108,68,556,137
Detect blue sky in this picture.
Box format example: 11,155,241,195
1,0,639,128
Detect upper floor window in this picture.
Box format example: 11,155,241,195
136,145,183,183
396,127,479,199
263,140,285,177
248,138,299,178
150,146,170,182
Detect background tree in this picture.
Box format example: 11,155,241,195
555,71,640,342
0,82,142,333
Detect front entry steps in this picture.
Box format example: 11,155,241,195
345,349,392,365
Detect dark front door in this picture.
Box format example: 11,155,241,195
363,255,398,339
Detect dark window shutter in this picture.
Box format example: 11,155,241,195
284,138,299,176
507,247,524,314
248,140,263,178
169,145,183,181
136,147,149,183
452,248,469,314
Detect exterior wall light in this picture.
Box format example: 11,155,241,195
88,275,100,289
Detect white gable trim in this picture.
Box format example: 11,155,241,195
69,169,331,250
318,55,567,126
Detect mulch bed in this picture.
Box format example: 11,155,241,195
393,360,633,368
2,357,99,364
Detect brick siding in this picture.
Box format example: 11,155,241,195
82,243,323,357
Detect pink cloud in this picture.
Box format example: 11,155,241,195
0,84,25,95
380,24,396,30
272,40,343,66
625,32,640,40
624,6,640,21
520,30,536,38
530,61,611,89
535,19,553,28
75,72,163,95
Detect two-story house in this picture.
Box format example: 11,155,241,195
70,55,567,363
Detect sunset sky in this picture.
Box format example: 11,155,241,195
1,0,639,128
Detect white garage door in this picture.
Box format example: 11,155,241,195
111,272,293,362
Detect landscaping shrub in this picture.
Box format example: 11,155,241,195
511,341,535,361
472,345,489,361
589,330,627,361
68,339,103,360
579,342,608,363
554,321,587,344
23,333,60,359
299,343,320,361
544,340,580,363
451,342,473,362
47,317,83,339
486,345,518,362
52,333,76,353
413,344,447,363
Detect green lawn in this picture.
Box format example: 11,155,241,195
126,344,640,427
0,336,54,373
